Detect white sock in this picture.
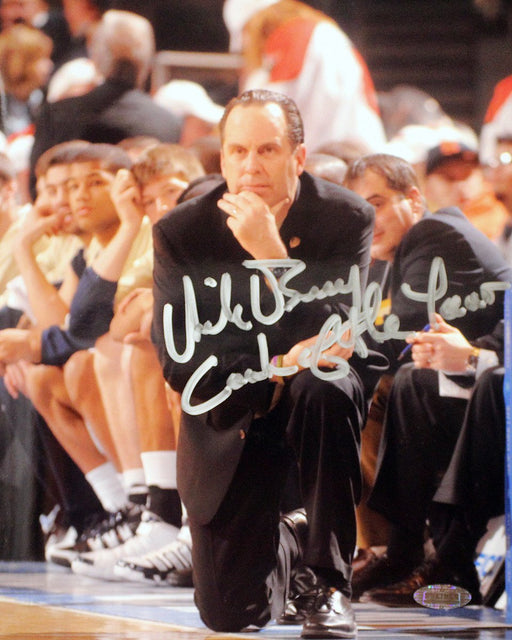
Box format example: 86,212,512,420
141,450,177,489
83,419,106,456
122,468,148,501
86,462,128,513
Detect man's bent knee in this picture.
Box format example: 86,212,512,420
63,350,93,401
25,364,62,405
196,596,269,633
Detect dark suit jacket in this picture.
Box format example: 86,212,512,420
29,79,182,197
369,207,512,370
152,172,375,523
39,9,73,67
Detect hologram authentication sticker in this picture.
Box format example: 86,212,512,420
413,584,472,610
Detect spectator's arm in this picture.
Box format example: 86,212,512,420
15,205,77,327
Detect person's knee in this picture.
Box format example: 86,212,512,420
197,596,267,632
24,365,60,405
289,369,363,415
198,607,245,632
478,366,504,396
63,350,94,404
393,362,436,392
192,557,269,632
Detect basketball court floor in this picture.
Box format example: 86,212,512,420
1,561,511,639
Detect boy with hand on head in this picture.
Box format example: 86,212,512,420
71,143,205,585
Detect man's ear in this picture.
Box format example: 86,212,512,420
219,150,226,179
407,185,425,218
295,143,307,175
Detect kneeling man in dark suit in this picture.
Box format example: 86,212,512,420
152,89,376,638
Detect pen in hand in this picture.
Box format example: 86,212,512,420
397,323,431,360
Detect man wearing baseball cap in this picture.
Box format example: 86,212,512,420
425,139,508,242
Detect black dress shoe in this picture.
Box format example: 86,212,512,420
278,566,317,624
281,508,308,566
277,510,310,624
351,552,416,601
301,584,357,638
279,590,315,624
359,558,482,607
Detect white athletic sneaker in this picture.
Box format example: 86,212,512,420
114,524,193,586
45,525,78,563
47,503,144,568
71,510,180,581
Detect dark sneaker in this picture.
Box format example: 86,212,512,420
359,557,482,607
47,503,144,568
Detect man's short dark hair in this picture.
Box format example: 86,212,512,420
344,153,420,193
219,89,304,149
131,143,205,186
35,140,90,178
177,173,225,204
69,143,133,174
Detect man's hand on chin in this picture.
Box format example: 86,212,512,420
217,190,290,259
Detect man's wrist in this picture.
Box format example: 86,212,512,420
119,219,143,237
16,233,38,253
270,354,285,384
27,328,42,363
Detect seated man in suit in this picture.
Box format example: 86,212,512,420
152,89,376,638
359,315,507,606
343,154,512,592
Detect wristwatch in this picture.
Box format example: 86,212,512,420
466,346,480,372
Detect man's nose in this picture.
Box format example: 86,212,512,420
75,182,89,199
454,179,471,198
155,196,170,215
55,186,69,206
243,149,261,172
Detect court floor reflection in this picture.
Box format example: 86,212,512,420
0,562,510,639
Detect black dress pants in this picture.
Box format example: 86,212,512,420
433,366,505,536
368,364,468,534
189,368,366,632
